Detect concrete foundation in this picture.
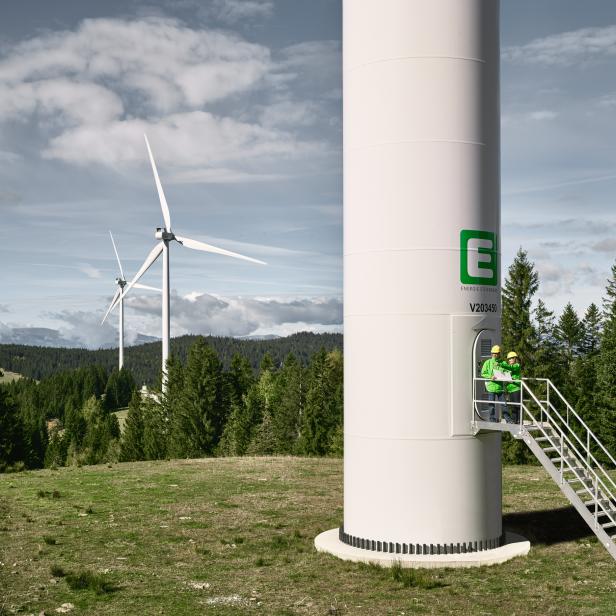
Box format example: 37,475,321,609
315,528,530,569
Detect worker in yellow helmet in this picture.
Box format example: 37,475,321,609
501,351,522,423
480,345,506,421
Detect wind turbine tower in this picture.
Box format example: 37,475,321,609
119,135,266,391
316,0,529,566
102,231,160,370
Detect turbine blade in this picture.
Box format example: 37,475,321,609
144,134,172,231
101,287,121,325
109,230,125,279
175,235,266,265
121,243,164,299
133,283,162,293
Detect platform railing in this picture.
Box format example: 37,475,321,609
473,376,616,532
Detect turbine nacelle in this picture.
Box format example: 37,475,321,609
115,277,126,287
155,227,175,241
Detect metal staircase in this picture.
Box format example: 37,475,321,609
472,377,616,561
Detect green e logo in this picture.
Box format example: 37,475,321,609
460,230,498,286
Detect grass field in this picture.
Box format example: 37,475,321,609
1,458,615,615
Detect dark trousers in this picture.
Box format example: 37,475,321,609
508,390,521,423
486,392,506,421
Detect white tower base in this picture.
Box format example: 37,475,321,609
315,529,529,569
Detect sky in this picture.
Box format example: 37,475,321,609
1,0,615,348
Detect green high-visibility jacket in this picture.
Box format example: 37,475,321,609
502,362,521,393
481,358,504,393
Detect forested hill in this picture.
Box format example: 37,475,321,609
0,332,343,385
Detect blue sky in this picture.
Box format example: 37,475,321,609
1,0,615,347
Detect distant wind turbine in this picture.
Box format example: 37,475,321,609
101,231,161,370
116,134,266,391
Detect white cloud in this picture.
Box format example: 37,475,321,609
211,0,274,24
78,263,103,279
42,111,321,167
170,167,287,184
503,173,616,197
0,150,21,163
0,79,123,125
597,93,616,108
0,17,270,111
503,25,616,66
0,17,333,181
502,110,559,127
528,110,559,121
126,291,342,338
259,99,320,128
592,238,616,253
275,40,341,96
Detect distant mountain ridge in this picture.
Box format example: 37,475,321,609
0,332,343,386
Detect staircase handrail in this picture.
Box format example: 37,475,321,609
521,381,616,516
520,397,616,528
524,377,616,470
524,382,616,496
543,398,616,497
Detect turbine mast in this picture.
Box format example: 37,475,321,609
162,240,170,391
119,293,124,370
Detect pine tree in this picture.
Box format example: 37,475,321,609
142,396,169,460
226,354,254,409
80,396,121,464
245,368,278,454
501,248,539,369
0,387,24,472
168,338,224,458
297,349,343,456
272,354,304,454
44,430,68,468
64,401,87,449
18,393,48,469
103,368,136,411
580,303,602,356
121,391,146,462
533,300,565,387
246,409,277,455
555,302,583,363
602,261,616,319
568,355,599,439
595,274,616,457
217,386,263,456
259,353,275,375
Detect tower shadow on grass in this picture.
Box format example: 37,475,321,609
504,506,593,545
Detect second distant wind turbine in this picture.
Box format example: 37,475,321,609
102,231,161,370
117,135,266,391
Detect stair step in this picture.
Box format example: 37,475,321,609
550,457,578,464
602,521,616,530
562,466,586,473
584,499,612,507
568,477,593,485
597,510,616,518
577,487,592,495
542,446,560,453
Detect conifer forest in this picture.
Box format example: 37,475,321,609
1,254,616,471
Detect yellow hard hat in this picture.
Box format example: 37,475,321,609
491,345,501,354
507,351,518,360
